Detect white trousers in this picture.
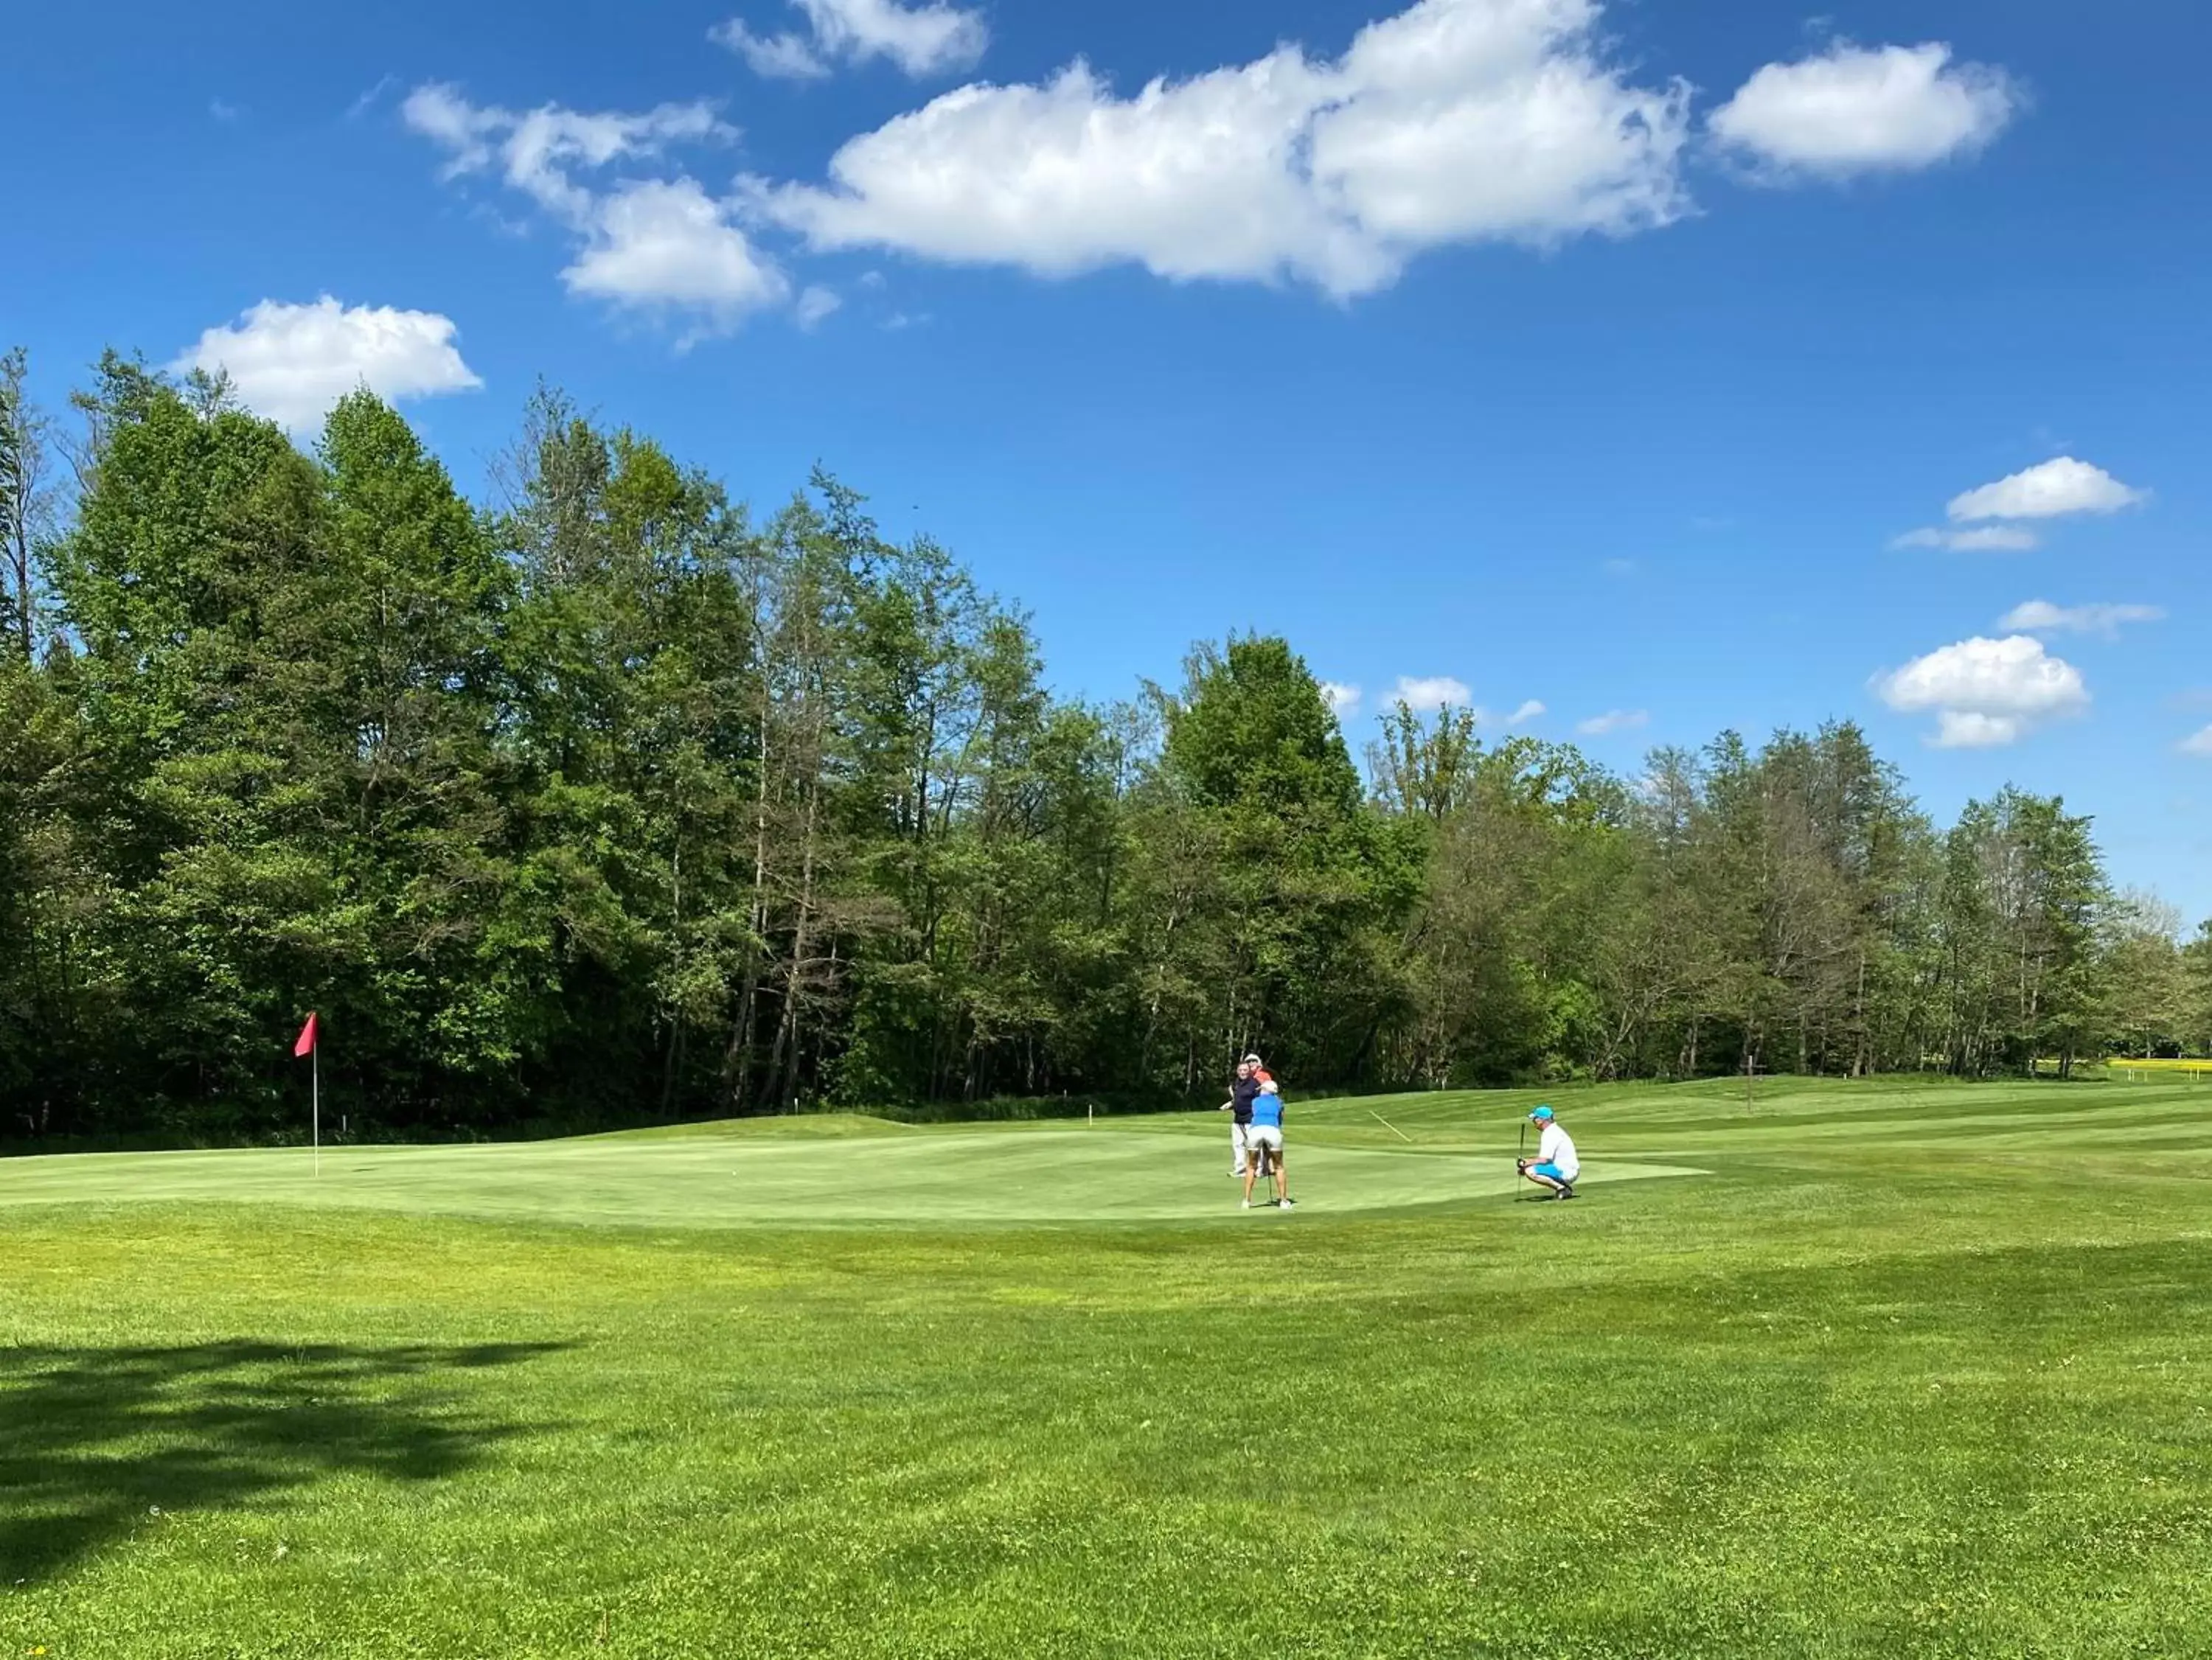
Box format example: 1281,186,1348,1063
1230,1121,1249,1171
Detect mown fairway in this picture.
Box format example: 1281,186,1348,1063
4,1078,2211,1658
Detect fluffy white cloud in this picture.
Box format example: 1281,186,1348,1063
1394,675,1475,711
1475,699,1546,728
1998,600,2166,638
170,297,482,432
1874,635,2088,747
2181,725,2212,758
1576,708,1648,736
1321,681,1363,719
1709,42,2017,178
1891,526,2039,552
405,85,792,335
563,179,790,324
714,0,988,80
750,0,1692,298
1948,456,2146,522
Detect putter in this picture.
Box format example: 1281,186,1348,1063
1515,1118,1528,1202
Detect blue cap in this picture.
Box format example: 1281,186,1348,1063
1528,1105,1554,1122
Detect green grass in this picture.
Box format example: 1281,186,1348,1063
4,1078,2211,1657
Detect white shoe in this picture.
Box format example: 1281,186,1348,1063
1279,1198,1295,1210
1240,1199,1252,1209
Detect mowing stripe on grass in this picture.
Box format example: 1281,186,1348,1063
0,1125,1701,1227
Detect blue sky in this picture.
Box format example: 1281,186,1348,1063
8,0,2210,920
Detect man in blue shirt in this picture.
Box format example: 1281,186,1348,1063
1241,1078,1294,1211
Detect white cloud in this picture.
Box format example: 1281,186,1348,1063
716,22,834,80
1997,600,2165,639
1394,675,1475,712
795,285,843,329
1874,635,2088,747
1321,681,1363,719
2181,725,2212,758
1475,699,1546,728
1576,708,1648,736
1948,456,2147,522
1709,41,2017,178
563,179,790,327
170,297,483,433
1891,526,2039,552
1929,711,2026,749
209,98,243,123
402,83,733,220
749,0,1692,298
714,0,988,80
403,81,501,169
1600,557,1635,576
404,85,787,335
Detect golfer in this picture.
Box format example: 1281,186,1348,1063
1242,1076,1293,1210
1517,1104,1579,1200
1222,1058,1259,1176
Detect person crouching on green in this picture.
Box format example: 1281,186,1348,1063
1517,1104,1579,1200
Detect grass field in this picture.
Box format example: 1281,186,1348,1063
4,1077,2211,1658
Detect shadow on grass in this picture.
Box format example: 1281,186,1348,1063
0,1339,571,1583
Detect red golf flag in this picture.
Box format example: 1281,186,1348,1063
294,1012,319,1058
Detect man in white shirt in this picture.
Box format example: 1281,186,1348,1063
1517,1104,1579,1200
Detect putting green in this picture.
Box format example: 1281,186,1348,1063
0,1118,1700,1227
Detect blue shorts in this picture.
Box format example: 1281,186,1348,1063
1530,1162,1572,1182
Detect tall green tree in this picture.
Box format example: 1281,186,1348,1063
2101,893,2189,1059
0,347,58,660
1159,636,1415,1084
0,647,99,1131
1935,788,2109,1076
2183,923,2212,1056
50,366,341,1130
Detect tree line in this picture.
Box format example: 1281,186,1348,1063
1,351,2207,1142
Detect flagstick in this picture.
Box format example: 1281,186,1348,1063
312,1043,321,1178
